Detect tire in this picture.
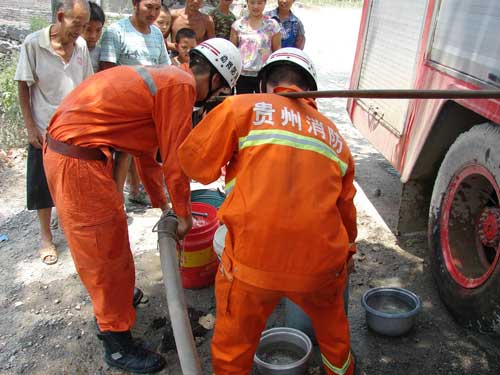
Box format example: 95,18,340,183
429,123,500,335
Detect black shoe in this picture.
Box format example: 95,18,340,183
133,287,144,308
97,330,166,374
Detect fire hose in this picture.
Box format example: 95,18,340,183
154,212,202,375
276,89,500,99
211,89,500,103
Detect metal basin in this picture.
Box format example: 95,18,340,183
254,327,312,375
361,287,421,336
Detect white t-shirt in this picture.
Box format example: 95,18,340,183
14,25,94,133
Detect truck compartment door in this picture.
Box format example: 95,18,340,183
356,0,429,135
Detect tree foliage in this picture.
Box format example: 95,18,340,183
0,53,25,149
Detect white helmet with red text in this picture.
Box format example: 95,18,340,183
191,38,242,89
259,47,318,91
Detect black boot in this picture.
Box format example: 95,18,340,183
97,330,166,374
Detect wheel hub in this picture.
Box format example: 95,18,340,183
478,208,500,248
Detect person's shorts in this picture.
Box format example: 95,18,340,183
27,144,54,210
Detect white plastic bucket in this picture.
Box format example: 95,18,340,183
213,224,227,261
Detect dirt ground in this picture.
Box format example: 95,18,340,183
1,4,499,375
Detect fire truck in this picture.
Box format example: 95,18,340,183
348,0,500,334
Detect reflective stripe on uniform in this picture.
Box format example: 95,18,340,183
225,178,236,195
238,129,348,176
322,351,351,375
132,66,157,96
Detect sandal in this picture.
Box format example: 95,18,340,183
133,287,145,308
39,244,58,265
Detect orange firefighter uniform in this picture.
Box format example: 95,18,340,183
44,65,194,332
178,86,357,375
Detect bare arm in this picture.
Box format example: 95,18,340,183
271,32,281,52
18,81,43,149
205,15,215,40
295,34,305,50
99,61,117,71
230,27,238,47
169,10,179,50
167,40,177,52
166,25,176,51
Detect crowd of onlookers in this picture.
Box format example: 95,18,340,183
86,0,306,91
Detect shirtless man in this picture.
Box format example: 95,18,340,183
169,0,215,49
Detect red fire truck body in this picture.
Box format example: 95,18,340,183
348,0,500,334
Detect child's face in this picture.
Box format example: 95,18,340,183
220,0,234,7
247,0,266,17
176,37,197,64
82,20,103,49
278,0,294,12
155,10,172,38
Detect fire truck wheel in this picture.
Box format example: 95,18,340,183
429,123,500,335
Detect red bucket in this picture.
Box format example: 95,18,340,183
178,202,219,289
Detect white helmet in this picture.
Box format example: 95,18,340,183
191,38,242,89
259,47,318,91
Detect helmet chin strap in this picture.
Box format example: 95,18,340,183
258,71,268,94
259,77,267,94
195,70,225,108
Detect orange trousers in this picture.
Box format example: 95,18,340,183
211,270,354,375
134,152,167,209
44,146,136,332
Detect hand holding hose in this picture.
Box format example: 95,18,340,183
177,215,193,240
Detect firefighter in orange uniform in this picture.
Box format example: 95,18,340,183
178,48,357,375
43,38,242,374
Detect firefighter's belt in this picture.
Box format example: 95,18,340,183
46,134,105,161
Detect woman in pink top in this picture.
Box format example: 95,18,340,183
230,0,281,93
